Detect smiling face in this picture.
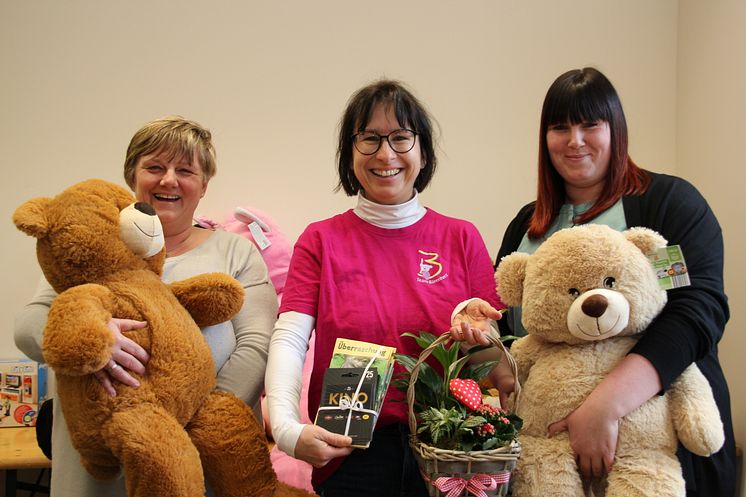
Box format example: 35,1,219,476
351,103,424,205
546,120,611,204
132,151,207,235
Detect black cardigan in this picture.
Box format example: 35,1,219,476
495,171,735,496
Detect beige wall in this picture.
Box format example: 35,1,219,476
678,0,746,493
1,0,741,488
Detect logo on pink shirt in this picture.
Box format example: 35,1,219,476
417,250,449,284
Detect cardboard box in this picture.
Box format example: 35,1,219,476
0,358,48,428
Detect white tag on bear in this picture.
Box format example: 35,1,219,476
248,221,272,251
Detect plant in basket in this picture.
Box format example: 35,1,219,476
394,331,523,497
394,331,522,452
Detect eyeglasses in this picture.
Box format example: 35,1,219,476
352,129,418,155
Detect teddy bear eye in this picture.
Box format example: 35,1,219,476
568,288,580,298
603,277,616,289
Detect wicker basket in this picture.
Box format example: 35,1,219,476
407,332,522,497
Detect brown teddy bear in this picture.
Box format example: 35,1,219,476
495,224,724,497
13,179,316,497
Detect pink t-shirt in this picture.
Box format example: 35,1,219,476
280,208,502,428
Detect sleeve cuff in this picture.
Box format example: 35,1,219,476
274,420,306,457
451,297,481,324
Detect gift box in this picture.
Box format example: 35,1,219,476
314,338,397,448
0,358,48,428
315,367,378,448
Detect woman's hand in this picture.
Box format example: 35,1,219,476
93,318,149,397
547,354,659,479
449,298,504,346
449,299,513,406
294,424,354,468
547,399,619,479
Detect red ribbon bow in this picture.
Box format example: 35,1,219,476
430,472,510,497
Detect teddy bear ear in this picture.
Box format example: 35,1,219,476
623,227,668,255
495,252,529,306
13,197,52,238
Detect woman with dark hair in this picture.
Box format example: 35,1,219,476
265,79,505,497
496,67,735,496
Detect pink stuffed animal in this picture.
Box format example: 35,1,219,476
196,206,292,300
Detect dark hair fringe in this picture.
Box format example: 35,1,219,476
529,68,650,238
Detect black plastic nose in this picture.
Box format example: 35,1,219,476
134,202,156,216
581,294,608,318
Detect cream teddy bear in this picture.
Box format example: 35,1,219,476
495,224,723,497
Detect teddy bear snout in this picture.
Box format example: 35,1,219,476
119,203,165,258
581,293,608,318
567,288,630,341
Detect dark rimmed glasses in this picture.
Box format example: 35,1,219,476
352,129,418,155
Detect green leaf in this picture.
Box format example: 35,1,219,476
402,331,438,351
418,407,464,446
482,438,498,450
394,353,418,373
462,360,499,382
446,340,460,370
446,353,473,380
400,331,422,341
390,377,410,395
400,331,442,377
414,363,444,409
464,344,491,355
461,416,486,428
461,440,476,452
442,395,462,411
415,331,439,347
428,346,450,371
508,413,524,431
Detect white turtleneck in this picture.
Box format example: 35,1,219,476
353,190,427,228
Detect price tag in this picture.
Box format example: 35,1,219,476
248,221,272,251
647,245,690,290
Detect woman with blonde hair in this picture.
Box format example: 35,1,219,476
15,116,277,496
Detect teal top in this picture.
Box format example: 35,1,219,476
507,199,627,336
